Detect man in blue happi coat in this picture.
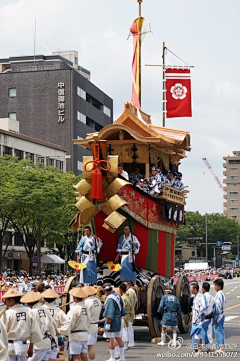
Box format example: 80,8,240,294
190,282,207,354
75,225,103,284
115,226,140,286
103,284,126,361
157,286,181,347
213,278,226,354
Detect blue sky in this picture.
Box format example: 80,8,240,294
1,0,240,214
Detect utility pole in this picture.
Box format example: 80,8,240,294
237,235,239,267
37,219,41,275
205,213,208,262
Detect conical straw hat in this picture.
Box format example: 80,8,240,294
20,291,42,304
3,288,23,298
69,287,88,299
83,286,97,297
41,289,60,299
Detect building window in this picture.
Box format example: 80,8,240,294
46,158,54,166
3,231,12,246
230,184,238,190
14,149,24,159
8,88,16,97
25,152,34,161
3,146,12,156
75,57,78,65
230,200,239,205
103,105,111,117
77,111,86,124
14,232,23,246
230,192,238,197
229,168,238,174
56,160,63,170
229,176,238,181
229,160,240,164
230,208,238,213
230,215,238,221
95,122,103,132
77,161,83,171
192,251,195,256
77,86,86,100
8,112,16,120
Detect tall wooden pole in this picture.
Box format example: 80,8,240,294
162,41,166,127
138,0,142,107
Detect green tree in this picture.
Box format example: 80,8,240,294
177,211,240,260
0,156,81,275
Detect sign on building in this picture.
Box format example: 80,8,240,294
58,82,65,123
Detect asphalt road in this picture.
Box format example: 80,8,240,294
94,278,240,361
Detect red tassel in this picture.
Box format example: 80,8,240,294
91,168,103,200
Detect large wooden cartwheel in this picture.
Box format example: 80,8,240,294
175,275,192,333
61,275,80,313
147,275,165,338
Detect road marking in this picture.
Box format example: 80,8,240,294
237,296,240,298
226,292,230,294
231,289,234,291
225,316,239,322
225,303,240,311
234,287,237,289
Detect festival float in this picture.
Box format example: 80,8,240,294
65,0,193,339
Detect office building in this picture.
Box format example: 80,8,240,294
223,151,240,223
0,118,67,171
0,50,113,174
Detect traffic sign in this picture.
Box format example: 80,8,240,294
216,241,222,247
222,245,231,251
8,253,13,258
32,256,39,263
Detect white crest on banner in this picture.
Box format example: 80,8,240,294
170,83,187,100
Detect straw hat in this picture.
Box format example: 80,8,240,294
41,289,60,299
3,288,23,299
20,291,42,304
69,287,88,299
83,286,97,297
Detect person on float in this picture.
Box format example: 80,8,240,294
83,286,102,361
41,288,71,354
115,225,140,287
118,163,129,181
2,288,42,361
157,286,181,347
213,278,226,354
102,284,126,361
21,291,56,361
67,287,90,361
75,225,103,285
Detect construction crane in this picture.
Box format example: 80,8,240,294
202,157,223,189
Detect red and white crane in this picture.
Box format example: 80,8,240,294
202,157,223,189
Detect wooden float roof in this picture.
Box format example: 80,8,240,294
73,103,191,156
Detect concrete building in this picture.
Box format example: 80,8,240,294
223,151,240,223
0,118,67,171
0,50,113,174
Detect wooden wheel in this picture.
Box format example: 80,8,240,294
175,275,192,333
61,275,79,313
147,275,165,338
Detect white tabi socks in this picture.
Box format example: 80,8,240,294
172,333,177,346
119,347,125,361
109,348,115,361
157,333,165,346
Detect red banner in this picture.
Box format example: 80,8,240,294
165,68,192,118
